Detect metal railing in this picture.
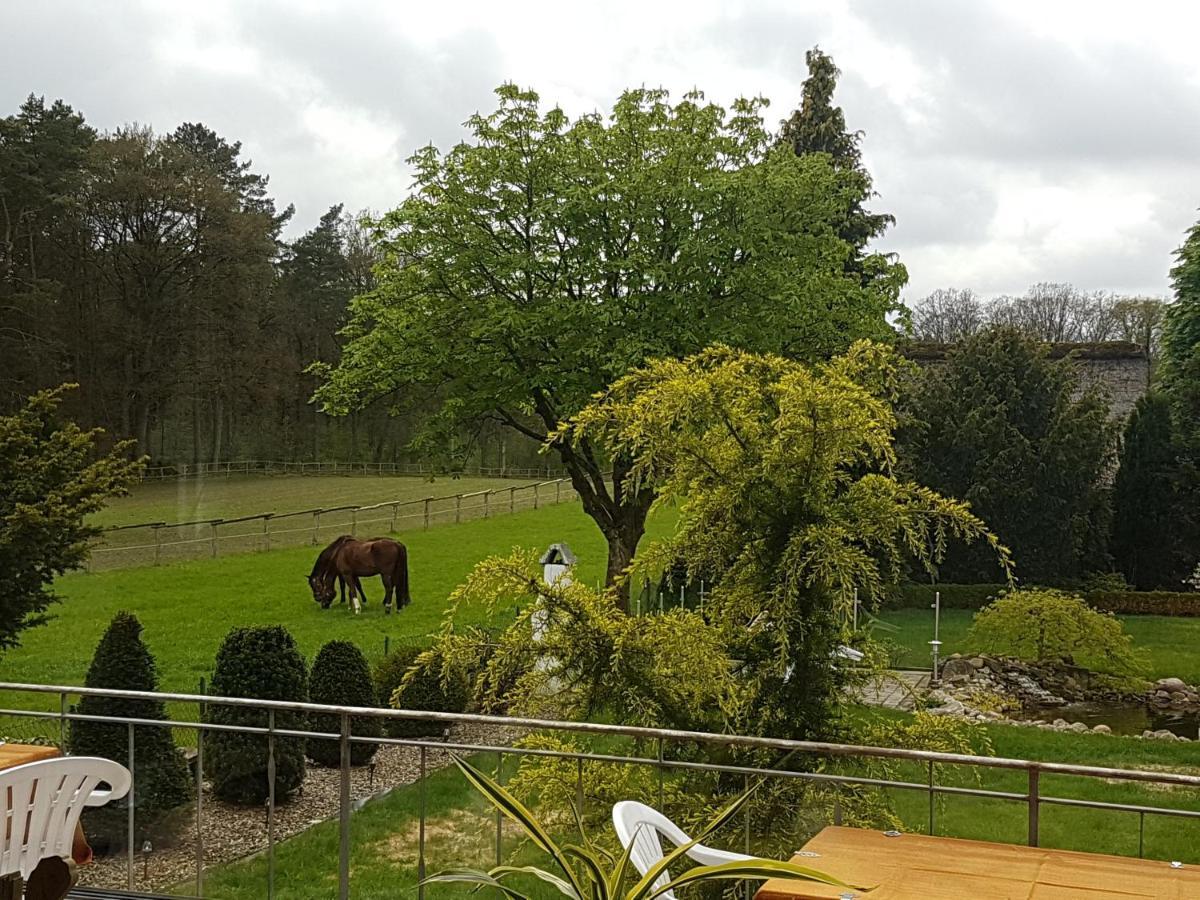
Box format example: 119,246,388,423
137,460,567,482
88,477,577,571
2,681,1200,899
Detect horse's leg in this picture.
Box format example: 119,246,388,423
339,576,347,605
382,572,393,614
349,577,362,614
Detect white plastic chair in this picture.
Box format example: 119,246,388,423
612,800,753,898
1,756,131,880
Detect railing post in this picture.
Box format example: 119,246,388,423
656,737,665,810
1027,766,1040,847
576,757,584,823
1138,810,1145,858
127,722,136,890
834,790,843,826
59,691,67,749
418,745,428,900
495,753,504,866
928,760,936,835
268,709,276,899
339,713,351,900
196,692,205,896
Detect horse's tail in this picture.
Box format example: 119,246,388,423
394,543,411,607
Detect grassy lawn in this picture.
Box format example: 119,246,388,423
188,715,1200,898
1,502,675,727
91,473,545,527
875,607,1200,683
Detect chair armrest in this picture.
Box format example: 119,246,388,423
686,845,756,867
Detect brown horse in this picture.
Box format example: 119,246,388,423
308,535,411,614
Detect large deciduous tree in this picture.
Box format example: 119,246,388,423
900,328,1114,584
0,386,141,650
316,85,906,603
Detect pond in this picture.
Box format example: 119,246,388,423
1027,702,1200,739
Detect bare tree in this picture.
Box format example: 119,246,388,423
910,288,984,341
1112,296,1167,357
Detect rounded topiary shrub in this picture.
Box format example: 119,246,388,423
374,644,470,738
307,640,381,768
204,626,308,805
68,612,191,854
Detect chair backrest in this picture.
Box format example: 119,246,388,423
1,756,131,880
612,801,696,898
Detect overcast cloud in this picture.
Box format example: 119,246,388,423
4,0,1197,301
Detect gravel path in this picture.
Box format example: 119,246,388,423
77,722,519,893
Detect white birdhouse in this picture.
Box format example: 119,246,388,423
533,543,576,644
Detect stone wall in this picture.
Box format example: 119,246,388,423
905,341,1150,422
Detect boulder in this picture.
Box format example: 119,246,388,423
968,657,986,669
941,658,977,680
928,698,966,717
1156,677,1189,693
1068,722,1090,733
1092,724,1112,735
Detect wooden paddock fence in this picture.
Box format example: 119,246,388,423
136,459,566,481
86,477,579,572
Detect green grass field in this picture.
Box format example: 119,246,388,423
91,473,545,527
1,502,675,726
875,607,1200,684
190,713,1200,899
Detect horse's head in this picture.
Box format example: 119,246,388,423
308,574,335,609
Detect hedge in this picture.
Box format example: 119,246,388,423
374,643,470,738
307,640,380,767
888,583,1200,617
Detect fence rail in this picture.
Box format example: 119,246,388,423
136,459,566,482
88,477,578,572
1,681,1199,900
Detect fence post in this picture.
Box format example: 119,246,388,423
455,494,461,524
534,483,539,510
556,479,561,504
484,491,490,518
351,508,358,536
262,515,271,553
153,525,162,566
390,502,399,533
313,510,321,546
210,522,218,558
510,486,516,514
423,498,431,529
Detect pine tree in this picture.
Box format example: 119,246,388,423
68,612,190,852
778,48,895,274
1111,394,1200,589
307,640,380,767
205,626,308,804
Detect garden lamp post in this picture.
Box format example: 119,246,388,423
929,589,942,682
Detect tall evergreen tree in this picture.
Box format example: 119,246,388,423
1161,214,1200,450
778,48,895,277
1111,393,1199,589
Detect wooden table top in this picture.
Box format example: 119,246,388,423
0,743,61,771
756,826,1200,900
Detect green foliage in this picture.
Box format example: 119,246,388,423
0,385,141,651
1086,590,1200,617
315,83,907,597
885,583,1008,610
967,589,1146,678
778,47,895,272
1162,215,1200,450
901,327,1114,584
560,341,1007,740
306,640,380,768
205,626,308,804
375,643,470,738
426,756,855,900
68,612,190,852
1111,393,1200,589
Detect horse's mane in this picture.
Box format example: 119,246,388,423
310,535,354,579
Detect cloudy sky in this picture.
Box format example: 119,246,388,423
4,0,1198,301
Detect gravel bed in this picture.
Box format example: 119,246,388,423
77,722,520,893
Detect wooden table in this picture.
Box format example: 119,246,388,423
1,743,93,900
756,826,1200,899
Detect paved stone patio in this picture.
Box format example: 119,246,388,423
853,669,931,710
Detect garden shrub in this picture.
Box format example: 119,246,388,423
1085,590,1200,617
68,612,191,853
374,642,469,738
891,582,1200,617
967,589,1147,678
885,583,1008,610
307,640,380,767
205,626,308,804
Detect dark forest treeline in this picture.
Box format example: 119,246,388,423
0,95,534,470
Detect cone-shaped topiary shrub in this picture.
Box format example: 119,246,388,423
68,612,191,854
374,643,470,738
306,640,381,767
205,626,308,804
